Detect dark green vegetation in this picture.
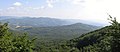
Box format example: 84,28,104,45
14,23,98,40
1,15,120,52
0,23,36,52
65,15,120,52
0,16,99,52
11,23,98,52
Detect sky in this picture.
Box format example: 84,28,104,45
0,0,120,24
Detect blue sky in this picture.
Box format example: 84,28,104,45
0,0,120,24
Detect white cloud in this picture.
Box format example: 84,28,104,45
47,0,58,3
72,0,85,5
47,3,53,8
6,2,22,10
33,7,40,10
32,7,45,10
46,0,58,8
7,7,15,10
73,0,120,23
13,2,22,6
26,6,45,10
2,0,120,24
46,0,53,8
41,6,45,9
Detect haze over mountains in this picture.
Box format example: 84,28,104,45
0,16,105,27
1,16,117,52
15,23,99,40
1,0,119,51
0,16,99,40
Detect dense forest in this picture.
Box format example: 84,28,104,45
0,23,36,52
0,15,120,52
65,15,120,52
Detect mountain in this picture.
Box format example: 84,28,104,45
0,16,104,52
1,17,72,27
65,19,108,26
64,17,119,51
0,16,13,20
11,23,99,40
0,16,104,27
5,17,100,51
0,16,100,40
0,16,23,20
65,25,110,49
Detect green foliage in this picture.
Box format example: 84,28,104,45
65,15,120,52
108,15,120,52
2,15,120,52
0,23,35,52
15,23,98,40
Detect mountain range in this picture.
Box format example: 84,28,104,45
1,16,110,52
0,16,100,41
0,16,104,27
66,25,110,50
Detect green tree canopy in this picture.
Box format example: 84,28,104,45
0,23,36,52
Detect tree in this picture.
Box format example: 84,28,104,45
0,23,36,52
108,15,120,52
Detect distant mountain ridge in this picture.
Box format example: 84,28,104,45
1,16,72,27
0,16,104,27
0,16,100,40
1,16,101,51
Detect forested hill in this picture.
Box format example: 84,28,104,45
66,25,110,48
1,16,119,52
11,23,99,40
7,20,99,52
65,17,120,52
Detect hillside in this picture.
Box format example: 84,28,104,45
66,26,110,48
0,16,103,52
7,21,99,52
11,23,99,40
64,17,119,52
